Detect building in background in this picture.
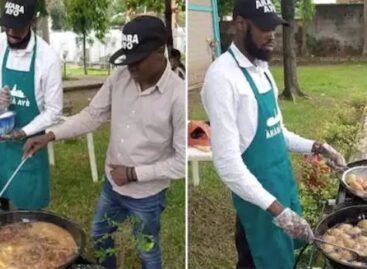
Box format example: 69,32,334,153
188,0,220,90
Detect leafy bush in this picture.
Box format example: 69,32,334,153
299,102,363,224
296,102,364,267
299,155,337,226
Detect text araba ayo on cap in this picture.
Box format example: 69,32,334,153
256,0,276,13
5,2,24,16
121,34,139,50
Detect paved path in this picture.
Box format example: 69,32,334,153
63,76,107,91
350,113,367,162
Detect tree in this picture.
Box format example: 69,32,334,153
49,0,66,30
167,0,185,51
35,0,50,43
280,0,306,100
218,0,233,19
165,0,173,50
64,0,110,75
363,0,367,55
112,0,163,19
36,0,48,17
297,0,315,56
110,0,185,51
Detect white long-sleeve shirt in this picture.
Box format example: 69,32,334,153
201,43,315,211
0,31,63,136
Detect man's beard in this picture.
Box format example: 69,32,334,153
244,28,272,62
7,30,31,49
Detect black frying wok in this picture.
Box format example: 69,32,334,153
0,210,86,269
314,205,367,269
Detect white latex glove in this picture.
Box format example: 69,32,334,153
0,86,11,112
273,208,314,242
320,143,346,169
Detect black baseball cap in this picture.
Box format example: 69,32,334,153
0,0,36,29
233,0,288,31
109,15,167,66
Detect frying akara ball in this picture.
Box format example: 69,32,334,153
358,220,367,230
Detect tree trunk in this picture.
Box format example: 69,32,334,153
39,16,50,43
280,0,306,100
165,0,173,52
0,2,3,32
172,0,177,28
363,0,367,55
300,21,308,57
83,32,87,75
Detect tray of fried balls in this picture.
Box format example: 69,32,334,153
319,220,367,268
342,166,367,200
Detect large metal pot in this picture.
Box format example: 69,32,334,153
0,210,86,269
314,205,367,269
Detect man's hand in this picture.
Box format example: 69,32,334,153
0,86,11,111
1,129,26,140
23,132,55,158
109,164,137,186
313,142,346,170
273,208,314,242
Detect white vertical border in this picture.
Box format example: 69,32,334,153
184,0,189,268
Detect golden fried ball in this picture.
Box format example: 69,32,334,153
358,220,367,230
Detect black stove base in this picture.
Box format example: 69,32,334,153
68,256,104,269
0,197,9,211
334,184,367,211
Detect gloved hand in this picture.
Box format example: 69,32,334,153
273,208,314,242
0,86,11,112
313,142,346,170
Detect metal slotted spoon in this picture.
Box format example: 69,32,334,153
0,156,29,197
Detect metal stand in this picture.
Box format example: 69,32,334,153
0,197,9,211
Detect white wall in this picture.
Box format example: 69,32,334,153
49,27,186,65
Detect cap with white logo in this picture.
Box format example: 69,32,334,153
233,0,288,31
109,15,167,66
0,0,36,29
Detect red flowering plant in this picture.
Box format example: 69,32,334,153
302,154,331,190
299,154,338,225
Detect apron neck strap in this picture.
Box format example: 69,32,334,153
228,47,274,98
2,32,37,73
30,34,37,73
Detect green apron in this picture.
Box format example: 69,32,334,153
228,49,302,269
0,35,49,210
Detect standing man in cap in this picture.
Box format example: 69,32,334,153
24,15,185,269
201,0,346,268
0,0,62,210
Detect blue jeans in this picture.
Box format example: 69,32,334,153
92,179,166,269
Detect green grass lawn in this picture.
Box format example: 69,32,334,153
46,89,185,269
63,66,110,78
188,63,367,269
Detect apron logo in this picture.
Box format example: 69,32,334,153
266,110,281,139
5,2,24,17
10,85,30,107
